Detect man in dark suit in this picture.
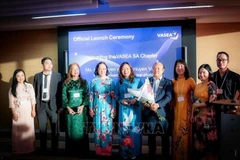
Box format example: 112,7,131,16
33,57,62,153
143,62,173,159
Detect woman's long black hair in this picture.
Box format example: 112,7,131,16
173,59,190,80
11,69,27,97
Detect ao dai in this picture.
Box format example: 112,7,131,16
8,83,36,154
172,77,196,160
115,77,143,159
62,79,89,155
89,76,116,156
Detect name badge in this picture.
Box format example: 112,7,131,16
73,93,80,98
217,89,223,94
178,96,184,102
19,100,27,106
43,88,48,92
124,93,131,98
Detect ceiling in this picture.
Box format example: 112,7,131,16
1,0,240,31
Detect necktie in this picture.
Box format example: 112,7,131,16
43,74,48,98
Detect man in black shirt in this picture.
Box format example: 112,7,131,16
213,51,240,158
213,51,240,105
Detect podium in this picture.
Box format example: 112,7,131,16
220,113,240,159
212,99,240,106
212,99,240,159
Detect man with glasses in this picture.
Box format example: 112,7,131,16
213,51,240,159
33,57,62,154
213,51,240,104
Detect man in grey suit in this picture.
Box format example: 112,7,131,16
143,62,173,159
33,57,62,153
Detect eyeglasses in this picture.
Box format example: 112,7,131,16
216,59,228,63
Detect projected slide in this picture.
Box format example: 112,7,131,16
68,26,182,82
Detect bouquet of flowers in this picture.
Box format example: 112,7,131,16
128,78,165,121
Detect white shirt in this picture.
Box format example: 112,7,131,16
153,77,162,94
42,71,52,101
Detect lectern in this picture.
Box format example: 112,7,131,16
212,99,240,159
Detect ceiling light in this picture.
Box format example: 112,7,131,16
32,13,87,19
147,5,214,11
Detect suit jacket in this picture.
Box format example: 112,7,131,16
143,76,173,120
33,71,62,112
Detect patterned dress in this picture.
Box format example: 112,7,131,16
172,77,196,160
89,76,116,156
62,79,89,156
8,83,36,154
192,83,217,160
115,78,143,159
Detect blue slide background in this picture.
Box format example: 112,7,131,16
68,26,182,83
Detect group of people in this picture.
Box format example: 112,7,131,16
8,51,240,160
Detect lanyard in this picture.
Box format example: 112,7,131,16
215,71,228,89
177,80,185,97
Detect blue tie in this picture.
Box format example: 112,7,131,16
153,79,158,94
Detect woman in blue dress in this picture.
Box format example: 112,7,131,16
89,61,116,157
115,62,143,159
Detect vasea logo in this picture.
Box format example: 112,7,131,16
157,31,178,38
